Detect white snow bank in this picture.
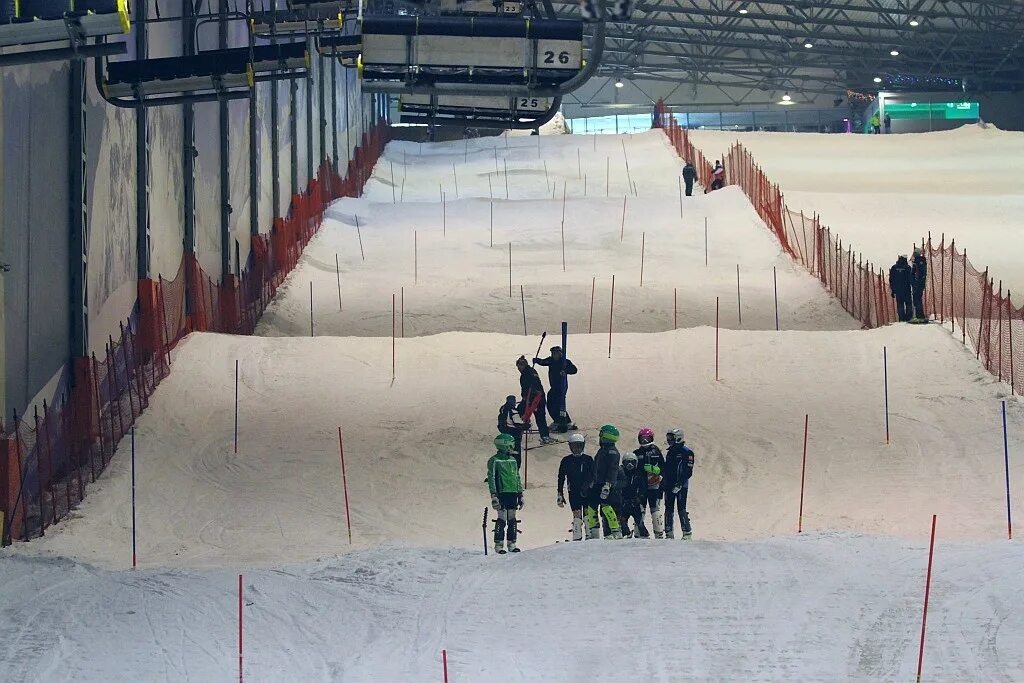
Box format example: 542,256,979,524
15,323,1024,570
689,127,1024,294
2,538,1022,681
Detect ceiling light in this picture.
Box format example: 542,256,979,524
779,99,795,106
804,42,813,48
909,19,919,27
739,7,748,13
890,49,900,56
873,77,882,83
614,80,624,88
782,93,792,101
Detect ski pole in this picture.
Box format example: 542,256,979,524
482,508,489,555
531,331,547,366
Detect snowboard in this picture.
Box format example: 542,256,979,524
908,318,930,325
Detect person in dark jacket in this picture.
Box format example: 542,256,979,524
533,346,578,433
557,432,595,541
889,255,914,322
516,356,553,443
911,247,928,321
662,428,694,539
585,424,623,539
633,427,666,538
681,161,697,196
708,161,725,191
617,451,649,538
497,394,527,467
884,113,892,134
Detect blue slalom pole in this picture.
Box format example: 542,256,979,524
1003,401,1012,540
131,426,137,568
883,346,890,444
561,321,569,424
234,359,239,454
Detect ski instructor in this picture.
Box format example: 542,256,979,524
516,356,554,445
533,346,578,433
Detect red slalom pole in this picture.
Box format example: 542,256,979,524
442,649,449,682
798,414,809,533
338,427,353,544
916,514,938,683
238,574,244,683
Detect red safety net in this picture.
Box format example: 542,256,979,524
1,124,390,545
653,99,1021,395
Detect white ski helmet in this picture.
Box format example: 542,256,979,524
666,428,684,445
568,432,586,454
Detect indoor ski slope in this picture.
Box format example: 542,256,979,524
4,131,1024,683
256,131,858,337
691,125,1024,294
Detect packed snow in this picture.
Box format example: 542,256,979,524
690,125,1024,294
3,130,1023,682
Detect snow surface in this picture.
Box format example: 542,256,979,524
4,130,1024,682
256,131,857,337
690,125,1024,294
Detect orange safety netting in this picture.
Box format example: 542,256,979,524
1,124,391,544
653,99,1021,395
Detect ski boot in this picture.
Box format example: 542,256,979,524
654,531,664,539
681,532,693,540
609,529,623,540
495,541,507,554
540,436,556,445
665,528,674,539
509,542,521,553
572,518,584,541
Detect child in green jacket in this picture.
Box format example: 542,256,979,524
487,433,524,554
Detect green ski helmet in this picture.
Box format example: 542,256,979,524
494,433,516,452
599,424,620,443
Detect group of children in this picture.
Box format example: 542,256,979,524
486,424,695,553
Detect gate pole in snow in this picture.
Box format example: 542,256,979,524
442,194,446,236
1003,401,1013,540
678,177,683,218
561,219,566,272
773,266,780,331
338,427,353,544
490,201,494,247
336,254,343,311
414,231,418,284
392,294,396,380
310,282,314,337
401,287,405,338
715,297,720,381
608,275,616,358
234,360,239,454
736,264,742,325
798,414,808,533
504,159,509,199
673,288,678,330
355,215,365,261
131,428,137,565
916,514,937,683
238,574,244,683
508,242,513,297
619,196,627,242
390,162,396,203
704,218,709,267
640,233,646,287
605,157,610,197
443,649,449,682
520,285,528,336
589,276,596,334
883,346,890,444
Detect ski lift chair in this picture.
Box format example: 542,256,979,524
0,0,130,65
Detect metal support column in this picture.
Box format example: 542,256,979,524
135,0,150,279
271,80,280,217
249,83,259,237
318,48,327,171
182,0,196,258
306,48,314,183
330,52,339,169
290,76,298,197
218,0,231,278
69,60,88,357
343,66,350,162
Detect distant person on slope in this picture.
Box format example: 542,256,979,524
911,247,928,322
497,394,527,467
889,255,914,322
682,161,697,196
533,346,578,433
487,433,525,554
516,356,554,444
557,432,595,541
884,114,892,134
618,451,650,538
708,161,725,192
634,427,666,538
585,424,623,539
663,428,694,539
870,113,881,134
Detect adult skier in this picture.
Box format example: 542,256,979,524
584,424,623,539
557,432,595,541
618,451,649,538
662,428,694,539
633,427,666,538
497,394,527,467
533,346,578,433
681,161,697,197
487,433,524,554
516,355,554,444
889,255,914,322
911,247,928,322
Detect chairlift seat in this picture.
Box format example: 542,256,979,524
249,4,344,38
0,0,128,48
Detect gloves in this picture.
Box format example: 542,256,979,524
532,357,541,364
600,483,610,500
672,485,682,494
557,493,566,508
491,495,500,511
643,464,661,475
518,495,524,510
